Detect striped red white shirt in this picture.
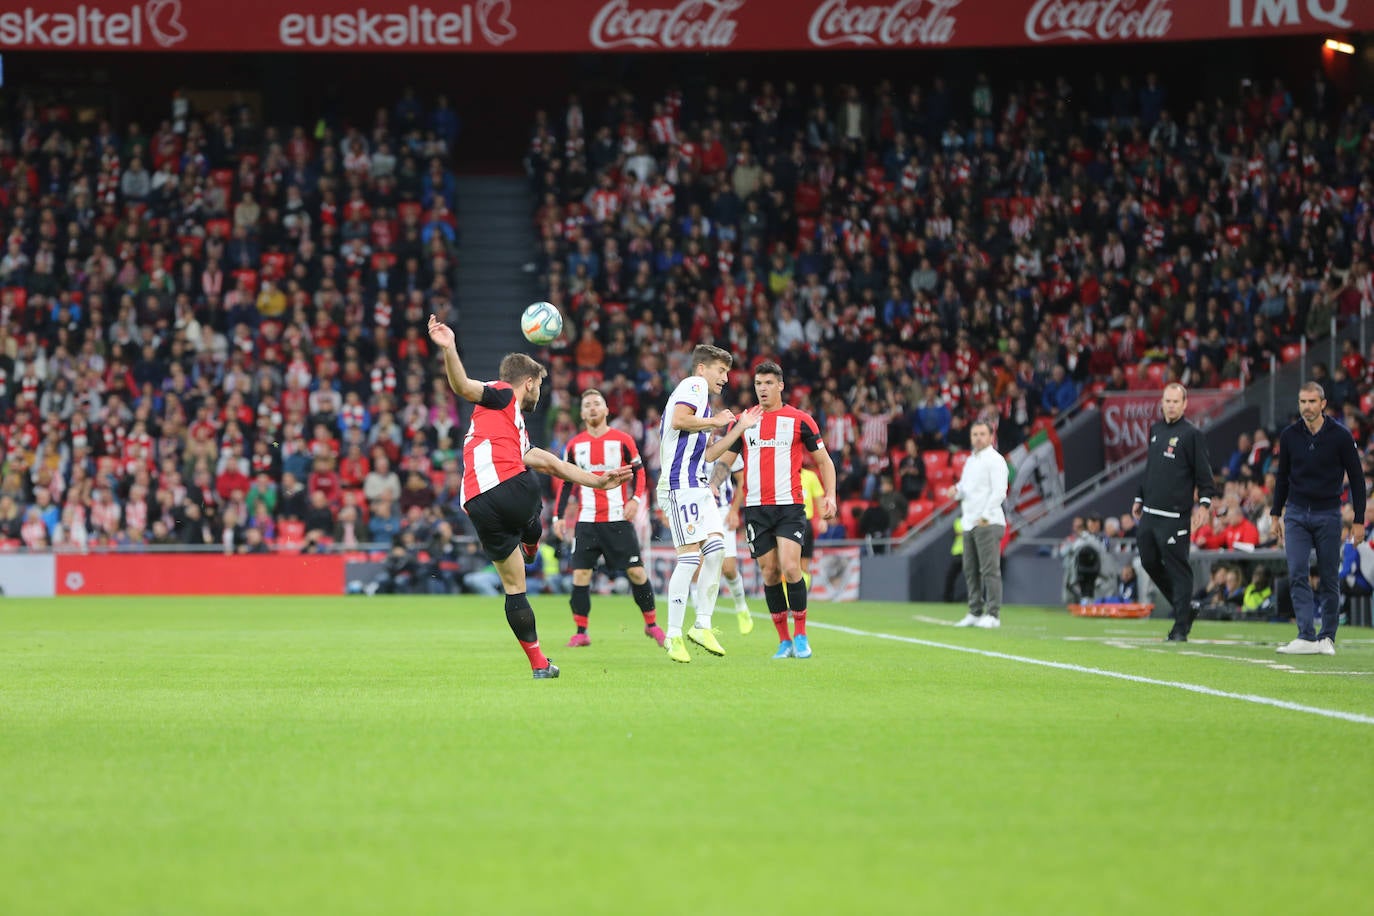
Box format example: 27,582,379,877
730,407,824,507
561,429,644,523
824,412,857,453
461,382,531,506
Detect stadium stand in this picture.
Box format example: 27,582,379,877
523,73,1374,535
0,70,1371,553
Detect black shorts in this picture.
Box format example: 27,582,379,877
801,519,815,559
464,471,542,563
571,520,644,571
742,504,809,558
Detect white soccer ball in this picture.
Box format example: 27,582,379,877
521,301,564,345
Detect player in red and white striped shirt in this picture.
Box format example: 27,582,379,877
428,315,631,679
553,389,664,649
724,361,837,660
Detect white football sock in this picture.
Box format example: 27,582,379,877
666,554,700,638
694,536,726,629
725,571,748,612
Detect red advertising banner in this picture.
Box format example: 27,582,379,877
0,0,1365,52
55,553,346,596
1100,390,1233,464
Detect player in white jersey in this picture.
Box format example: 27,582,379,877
656,343,760,662
707,452,753,634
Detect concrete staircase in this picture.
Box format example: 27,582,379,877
453,176,538,384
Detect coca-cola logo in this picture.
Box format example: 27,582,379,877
808,0,959,48
589,0,742,49
1025,0,1173,43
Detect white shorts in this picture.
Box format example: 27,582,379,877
659,487,724,549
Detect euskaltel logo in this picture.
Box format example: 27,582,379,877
0,1,188,47
145,0,187,47
476,0,517,45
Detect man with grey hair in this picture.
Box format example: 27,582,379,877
1271,381,1366,656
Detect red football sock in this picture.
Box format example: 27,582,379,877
792,609,807,636
519,639,548,670
771,612,791,641
641,609,658,626
572,614,589,630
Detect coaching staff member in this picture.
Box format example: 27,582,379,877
1131,383,1218,642
1271,382,1366,656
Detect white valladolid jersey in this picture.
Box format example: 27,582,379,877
657,374,713,495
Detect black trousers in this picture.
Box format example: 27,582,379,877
1137,512,1195,635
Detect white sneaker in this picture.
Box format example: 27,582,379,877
1318,638,1336,656
975,615,1001,629
954,613,980,627
1276,638,1321,655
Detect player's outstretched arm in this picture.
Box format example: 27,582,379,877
705,405,762,463
525,447,632,490
428,314,485,403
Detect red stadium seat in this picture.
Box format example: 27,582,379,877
397,201,423,223
1144,362,1168,387
260,252,290,277
1220,379,1243,391
905,499,935,528
205,218,232,239
1280,343,1302,364
927,467,955,496
922,450,949,474
233,269,259,294
277,520,306,552
949,451,969,476
840,500,868,539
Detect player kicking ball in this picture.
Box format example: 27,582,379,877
553,388,665,649
657,344,762,663
428,315,630,679
723,361,836,659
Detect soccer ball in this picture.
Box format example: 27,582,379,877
521,302,564,345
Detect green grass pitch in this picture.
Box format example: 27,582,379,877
3,596,1372,915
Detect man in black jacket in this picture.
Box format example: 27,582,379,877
1131,383,1217,641
1271,382,1366,656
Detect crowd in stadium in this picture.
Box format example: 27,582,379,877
0,69,1372,563
524,71,1374,538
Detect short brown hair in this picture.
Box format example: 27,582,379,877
499,353,548,385
580,388,605,402
691,344,733,373
754,360,784,381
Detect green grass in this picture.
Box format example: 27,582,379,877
3,597,1373,915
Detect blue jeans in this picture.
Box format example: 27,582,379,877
1283,504,1343,642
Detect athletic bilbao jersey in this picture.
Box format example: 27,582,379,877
715,453,744,510
563,428,643,523
732,406,823,507
657,374,712,493
461,381,530,506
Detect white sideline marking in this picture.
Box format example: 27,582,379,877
810,621,1374,726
